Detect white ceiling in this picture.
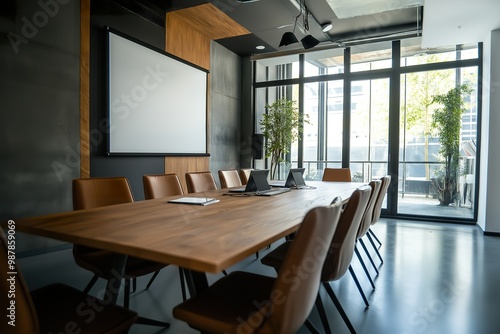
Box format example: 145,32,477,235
422,0,500,47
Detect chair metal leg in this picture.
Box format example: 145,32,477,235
179,267,187,301
314,292,332,334
83,274,99,294
359,238,379,275
145,270,160,290
354,246,376,290
222,269,228,276
124,278,130,309
366,232,384,264
304,318,321,334
322,282,357,334
255,251,259,259
368,228,382,247
348,265,370,307
132,277,137,293
137,316,170,327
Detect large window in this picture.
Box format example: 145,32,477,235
350,78,389,183
253,39,480,223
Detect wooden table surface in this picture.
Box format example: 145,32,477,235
15,181,362,274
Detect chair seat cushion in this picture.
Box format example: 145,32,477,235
74,250,166,279
31,283,137,334
260,241,291,272
173,271,275,334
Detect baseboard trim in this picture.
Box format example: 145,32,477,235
484,231,500,237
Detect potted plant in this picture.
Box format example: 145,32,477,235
259,98,306,180
430,84,471,206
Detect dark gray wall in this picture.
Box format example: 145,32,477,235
210,41,242,186
0,0,80,252
240,56,254,168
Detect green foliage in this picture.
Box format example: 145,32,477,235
430,84,472,205
259,98,306,179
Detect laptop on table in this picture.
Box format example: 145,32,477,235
228,169,290,196
269,168,308,189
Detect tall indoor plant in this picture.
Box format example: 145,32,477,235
260,98,305,179
430,84,471,206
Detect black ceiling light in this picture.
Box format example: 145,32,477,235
299,1,319,49
301,34,319,49
279,14,300,47
279,32,299,47
279,0,319,49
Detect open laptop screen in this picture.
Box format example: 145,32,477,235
229,169,270,192
288,168,306,187
270,168,306,188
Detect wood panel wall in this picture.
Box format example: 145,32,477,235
164,3,249,191
80,0,90,178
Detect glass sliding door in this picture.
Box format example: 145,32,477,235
399,67,477,219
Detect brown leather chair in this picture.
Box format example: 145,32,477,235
322,167,352,182
143,173,184,199
143,173,188,299
353,179,382,290
173,200,343,334
261,185,372,334
185,171,218,193
239,168,253,185
218,169,243,188
367,175,392,263
0,230,137,334
72,177,168,327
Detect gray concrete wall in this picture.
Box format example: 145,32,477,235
210,42,242,187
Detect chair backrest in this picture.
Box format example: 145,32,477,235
1,230,40,334
356,179,382,239
218,169,242,188
372,175,391,224
239,168,253,185
322,168,352,182
321,185,372,282
72,177,134,256
143,173,184,199
185,171,218,193
72,177,134,210
256,201,343,334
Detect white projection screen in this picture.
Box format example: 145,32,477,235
107,28,208,155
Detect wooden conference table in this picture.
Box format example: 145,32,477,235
15,181,362,302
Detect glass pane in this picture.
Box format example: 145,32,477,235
295,80,344,181
350,78,390,183
326,80,344,166
257,85,299,179
304,48,344,77
351,41,392,72
399,67,477,219
255,55,299,82
301,82,319,179
401,37,478,66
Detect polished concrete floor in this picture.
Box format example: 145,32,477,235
18,219,500,334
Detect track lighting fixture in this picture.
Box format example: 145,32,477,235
278,0,319,49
